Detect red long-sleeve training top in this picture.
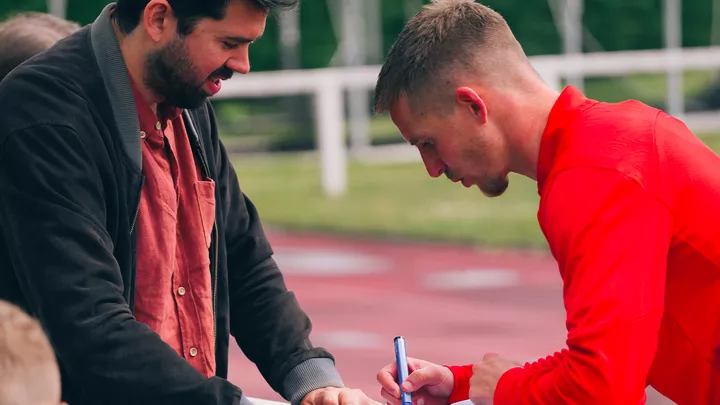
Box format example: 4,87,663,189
447,86,720,405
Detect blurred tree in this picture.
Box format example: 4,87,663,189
300,0,335,68
1,0,715,68
0,0,47,19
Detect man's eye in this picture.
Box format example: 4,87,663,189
222,41,239,50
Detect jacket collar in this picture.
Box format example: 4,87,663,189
90,2,142,171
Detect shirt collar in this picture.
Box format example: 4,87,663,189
536,85,598,194
129,76,182,136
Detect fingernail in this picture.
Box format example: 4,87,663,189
402,382,412,391
417,398,425,405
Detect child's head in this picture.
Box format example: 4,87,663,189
0,12,80,80
0,300,64,405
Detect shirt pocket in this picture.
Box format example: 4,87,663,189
194,180,216,248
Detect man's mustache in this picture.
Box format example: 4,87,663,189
209,66,233,81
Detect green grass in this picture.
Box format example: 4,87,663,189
228,70,720,250
233,132,720,250
581,70,716,104
233,153,545,249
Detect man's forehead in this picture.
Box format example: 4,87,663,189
389,96,435,142
388,98,415,141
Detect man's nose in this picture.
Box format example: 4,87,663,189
421,153,444,178
226,50,250,75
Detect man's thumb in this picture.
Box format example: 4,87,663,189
402,368,439,392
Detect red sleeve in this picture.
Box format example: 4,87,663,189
445,364,473,403
494,167,669,405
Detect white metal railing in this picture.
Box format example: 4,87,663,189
214,46,720,198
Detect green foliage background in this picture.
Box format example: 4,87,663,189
2,0,717,153
2,0,715,71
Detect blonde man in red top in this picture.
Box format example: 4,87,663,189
372,1,720,404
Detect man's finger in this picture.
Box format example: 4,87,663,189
482,352,500,361
346,388,379,405
402,367,443,392
380,388,401,405
412,395,428,405
377,366,401,397
315,388,340,405
337,388,358,405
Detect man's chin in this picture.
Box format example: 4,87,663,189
479,178,510,198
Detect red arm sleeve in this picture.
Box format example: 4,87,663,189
494,167,670,405
445,364,473,403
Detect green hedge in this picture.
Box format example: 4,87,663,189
2,0,716,71
3,0,716,152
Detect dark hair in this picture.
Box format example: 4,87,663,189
113,0,298,36
0,12,80,81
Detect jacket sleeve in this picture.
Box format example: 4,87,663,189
494,167,669,405
210,107,343,405
0,125,243,405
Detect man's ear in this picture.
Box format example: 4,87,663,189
456,87,488,124
142,0,175,42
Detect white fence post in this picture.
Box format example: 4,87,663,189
315,74,348,198
664,0,684,117
213,47,720,199
47,0,66,18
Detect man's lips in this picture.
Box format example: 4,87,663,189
204,78,222,95
450,177,472,188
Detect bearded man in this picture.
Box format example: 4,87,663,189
0,2,376,405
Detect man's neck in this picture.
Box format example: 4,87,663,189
112,19,159,115
505,84,560,181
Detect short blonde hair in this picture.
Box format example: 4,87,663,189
0,12,80,80
0,300,61,405
373,0,527,114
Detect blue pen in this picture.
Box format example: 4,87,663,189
394,336,412,405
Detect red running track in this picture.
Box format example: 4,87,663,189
226,230,673,404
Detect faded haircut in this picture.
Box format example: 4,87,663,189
373,0,528,114
0,12,80,81
0,300,61,405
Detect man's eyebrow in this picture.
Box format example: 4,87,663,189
225,35,256,43
224,32,264,43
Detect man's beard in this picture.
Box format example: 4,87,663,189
144,36,231,109
445,167,510,198
479,175,509,198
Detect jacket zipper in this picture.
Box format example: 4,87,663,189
129,203,140,235
129,176,144,310
192,133,219,344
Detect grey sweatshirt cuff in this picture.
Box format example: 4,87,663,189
239,395,256,405
283,358,345,405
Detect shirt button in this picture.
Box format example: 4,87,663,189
177,286,186,296
189,347,198,357
140,131,146,139
155,122,161,130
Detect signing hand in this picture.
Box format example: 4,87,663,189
377,357,454,405
301,387,380,405
469,353,521,405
